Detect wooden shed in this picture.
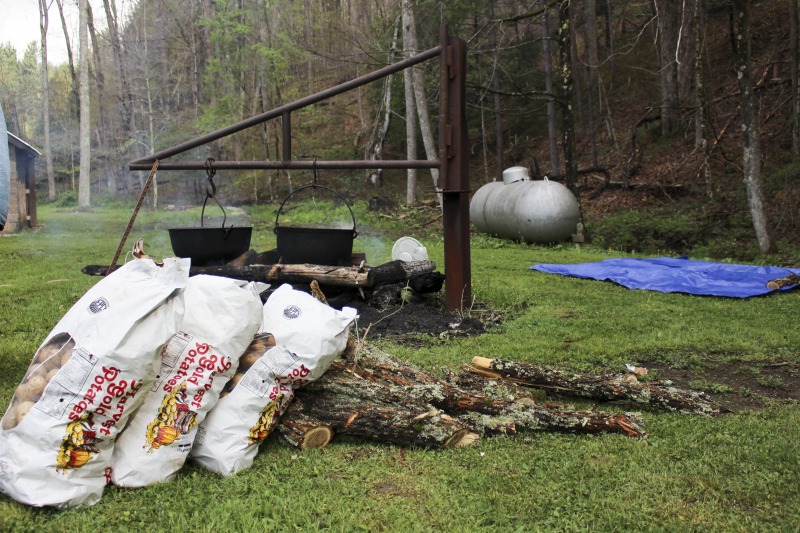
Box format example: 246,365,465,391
2,133,39,234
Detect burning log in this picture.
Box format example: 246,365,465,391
82,260,438,291
469,357,721,416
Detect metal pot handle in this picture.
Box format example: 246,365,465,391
273,184,358,239
200,158,230,231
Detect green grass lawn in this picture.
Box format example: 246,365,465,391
0,204,798,531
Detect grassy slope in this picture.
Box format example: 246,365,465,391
0,205,798,531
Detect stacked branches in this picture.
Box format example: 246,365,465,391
277,347,649,450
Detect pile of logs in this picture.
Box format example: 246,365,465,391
83,256,444,304
276,347,722,450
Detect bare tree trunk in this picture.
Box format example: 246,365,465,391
559,1,578,192
792,0,800,160
404,2,440,204
488,0,504,178
142,0,157,208
54,0,78,116
584,0,600,167
38,0,55,201
693,0,712,196
541,1,560,176
570,2,586,139
102,0,131,132
366,24,399,187
655,0,680,135
402,1,417,206
86,3,115,197
733,0,775,254
677,0,696,103
78,0,91,208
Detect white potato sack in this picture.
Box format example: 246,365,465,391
111,275,264,487
0,257,189,508
190,284,357,476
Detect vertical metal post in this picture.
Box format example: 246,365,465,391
439,26,471,313
282,111,292,162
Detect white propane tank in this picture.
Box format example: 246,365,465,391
469,168,580,244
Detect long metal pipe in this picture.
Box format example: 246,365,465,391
130,46,441,166
129,159,441,171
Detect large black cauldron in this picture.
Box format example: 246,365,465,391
274,184,357,266
168,161,252,265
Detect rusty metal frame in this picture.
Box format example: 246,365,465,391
130,25,470,313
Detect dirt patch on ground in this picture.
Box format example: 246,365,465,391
344,298,489,342
643,359,800,412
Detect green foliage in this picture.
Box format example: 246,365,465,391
52,190,77,208
590,209,704,254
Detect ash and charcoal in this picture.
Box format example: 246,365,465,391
345,298,486,339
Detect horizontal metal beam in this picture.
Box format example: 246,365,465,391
130,46,442,167
129,159,441,171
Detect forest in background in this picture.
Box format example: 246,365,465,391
2,0,800,259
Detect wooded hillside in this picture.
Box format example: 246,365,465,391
2,0,799,258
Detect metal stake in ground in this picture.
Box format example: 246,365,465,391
107,159,160,275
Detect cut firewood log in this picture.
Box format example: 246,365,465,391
282,392,475,449
470,357,721,416
290,351,645,439
352,354,645,438
278,411,335,450
366,260,436,287
82,260,438,291
766,273,800,290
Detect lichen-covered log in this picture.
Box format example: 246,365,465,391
282,392,474,449
766,273,800,290
328,351,645,438
470,357,721,416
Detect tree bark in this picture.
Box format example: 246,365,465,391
82,259,437,290
766,273,800,290
366,24,398,187
102,0,132,135
38,0,56,201
693,0,712,196
86,2,115,197
541,1,560,177
791,0,800,160
284,391,474,449
584,0,600,167
404,3,441,203
54,0,78,117
654,0,680,135
78,0,91,208
732,0,776,254
279,353,645,448
559,1,578,194
489,0,504,178
402,0,417,206
470,357,721,415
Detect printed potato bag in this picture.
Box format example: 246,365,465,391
111,275,264,487
190,284,357,476
0,257,189,508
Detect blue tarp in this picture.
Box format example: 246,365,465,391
530,257,800,298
